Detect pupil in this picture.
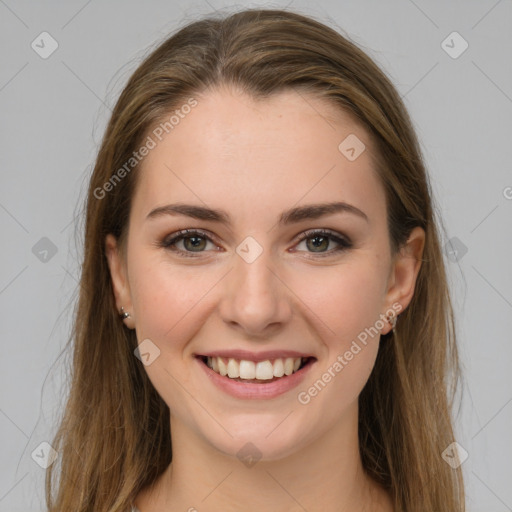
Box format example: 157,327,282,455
308,236,328,252
182,235,330,253
185,236,205,251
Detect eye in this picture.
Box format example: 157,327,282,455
160,229,219,257
293,229,352,257
159,228,352,259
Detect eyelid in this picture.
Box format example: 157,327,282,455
162,228,217,244
295,228,351,245
160,228,352,257
291,228,352,257
160,229,221,257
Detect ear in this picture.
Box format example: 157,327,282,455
105,233,135,329
381,226,425,334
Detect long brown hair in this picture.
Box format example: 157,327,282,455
46,8,465,511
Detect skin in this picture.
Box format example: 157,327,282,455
106,84,425,512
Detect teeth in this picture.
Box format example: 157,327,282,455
227,358,240,378
255,360,274,380
284,358,294,376
273,358,284,377
239,360,256,379
206,356,305,380
218,357,228,376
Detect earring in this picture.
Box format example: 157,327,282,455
386,311,397,332
119,306,131,320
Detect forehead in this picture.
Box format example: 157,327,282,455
132,86,386,226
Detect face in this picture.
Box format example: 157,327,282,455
106,85,423,462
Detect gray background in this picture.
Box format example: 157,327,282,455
1,0,511,510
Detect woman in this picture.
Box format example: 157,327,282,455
46,8,465,512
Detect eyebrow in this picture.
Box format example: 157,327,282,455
146,201,368,226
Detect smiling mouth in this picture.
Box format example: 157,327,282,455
198,355,314,383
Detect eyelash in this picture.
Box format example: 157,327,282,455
160,228,352,259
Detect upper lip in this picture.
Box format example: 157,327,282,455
196,349,315,362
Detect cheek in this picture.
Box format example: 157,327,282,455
288,257,388,343
128,246,388,415
127,257,225,416
129,254,227,358
289,259,387,405
296,343,379,439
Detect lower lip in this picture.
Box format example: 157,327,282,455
196,357,315,400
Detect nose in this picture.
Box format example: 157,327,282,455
218,247,293,337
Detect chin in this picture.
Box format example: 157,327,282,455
197,412,313,463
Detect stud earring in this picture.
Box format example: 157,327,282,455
119,306,131,320
386,311,397,332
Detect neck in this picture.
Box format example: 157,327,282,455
136,402,391,512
